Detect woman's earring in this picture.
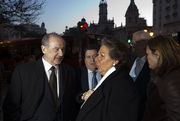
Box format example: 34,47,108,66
113,63,116,66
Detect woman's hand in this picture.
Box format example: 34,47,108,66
81,90,94,101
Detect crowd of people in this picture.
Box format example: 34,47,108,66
0,31,180,121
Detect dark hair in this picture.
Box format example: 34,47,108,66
84,44,99,54
147,35,180,76
41,32,65,46
101,37,130,69
82,44,99,60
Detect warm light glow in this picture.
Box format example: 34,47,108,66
172,33,178,37
144,29,148,32
83,23,88,27
149,32,154,37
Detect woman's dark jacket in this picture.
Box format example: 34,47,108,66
143,66,180,121
76,67,138,121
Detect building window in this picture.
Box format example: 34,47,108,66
159,22,161,28
172,3,177,9
153,18,156,26
165,6,170,11
128,17,132,23
159,7,162,12
172,12,178,17
135,17,138,23
166,0,171,3
159,15,162,20
165,15,170,20
154,10,156,15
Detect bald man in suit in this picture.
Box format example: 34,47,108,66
129,30,151,121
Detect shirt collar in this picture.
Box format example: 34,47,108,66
94,66,116,90
137,55,146,63
87,68,97,73
42,57,58,72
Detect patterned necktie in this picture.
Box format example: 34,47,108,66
92,71,98,89
49,66,58,105
135,58,142,76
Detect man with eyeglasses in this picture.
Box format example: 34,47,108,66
129,30,151,121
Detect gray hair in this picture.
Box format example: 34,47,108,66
133,30,150,42
41,32,65,46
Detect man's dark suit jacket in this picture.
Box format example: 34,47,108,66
76,66,90,93
76,67,138,121
134,61,151,121
3,58,77,121
75,66,90,106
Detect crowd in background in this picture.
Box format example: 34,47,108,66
0,31,180,121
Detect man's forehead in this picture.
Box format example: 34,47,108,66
85,50,97,56
86,49,97,53
49,35,64,42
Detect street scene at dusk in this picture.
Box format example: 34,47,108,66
0,0,180,121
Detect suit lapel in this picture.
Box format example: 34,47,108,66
135,61,149,82
81,66,89,91
35,58,46,89
34,59,47,104
58,63,66,100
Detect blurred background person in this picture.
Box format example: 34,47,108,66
143,35,180,121
129,30,151,121
24,55,36,62
76,37,138,121
76,44,101,105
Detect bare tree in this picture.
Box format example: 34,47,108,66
0,0,46,24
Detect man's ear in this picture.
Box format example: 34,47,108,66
41,45,46,54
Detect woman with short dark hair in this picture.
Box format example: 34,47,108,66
100,37,130,69
76,37,138,121
143,35,180,121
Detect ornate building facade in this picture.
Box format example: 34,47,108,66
64,0,152,44
88,0,114,34
153,0,180,36
112,0,151,43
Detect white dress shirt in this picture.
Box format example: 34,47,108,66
87,69,101,89
129,56,146,81
94,66,116,91
42,57,60,97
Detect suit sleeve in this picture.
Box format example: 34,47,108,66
3,67,22,121
105,75,138,121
